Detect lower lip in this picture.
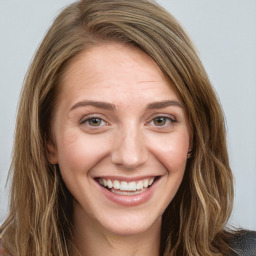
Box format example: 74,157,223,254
96,179,159,207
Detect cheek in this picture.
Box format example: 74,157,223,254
148,130,190,172
56,130,111,175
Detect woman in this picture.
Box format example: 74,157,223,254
0,0,255,255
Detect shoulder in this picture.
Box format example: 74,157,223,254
0,238,11,256
228,230,256,256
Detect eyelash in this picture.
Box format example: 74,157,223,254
146,115,177,128
80,115,109,128
79,114,177,130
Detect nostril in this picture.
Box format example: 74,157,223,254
111,132,148,168
111,148,148,169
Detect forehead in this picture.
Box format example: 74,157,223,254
59,42,181,105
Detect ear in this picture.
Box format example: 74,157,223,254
46,140,58,164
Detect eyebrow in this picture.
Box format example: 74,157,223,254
70,101,116,111
70,99,182,112
146,100,183,109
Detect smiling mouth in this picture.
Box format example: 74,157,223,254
96,177,159,196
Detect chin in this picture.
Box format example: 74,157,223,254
99,212,162,237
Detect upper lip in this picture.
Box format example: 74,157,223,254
94,175,160,182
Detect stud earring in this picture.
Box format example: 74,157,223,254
187,151,192,159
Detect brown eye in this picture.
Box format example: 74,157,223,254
86,118,104,126
153,117,167,126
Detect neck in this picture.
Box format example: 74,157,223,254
72,205,161,256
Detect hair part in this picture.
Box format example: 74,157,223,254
1,0,234,255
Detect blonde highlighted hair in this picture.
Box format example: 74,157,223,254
1,0,234,255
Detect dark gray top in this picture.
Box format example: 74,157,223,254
229,230,256,256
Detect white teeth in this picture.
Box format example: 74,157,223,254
99,177,156,192
128,182,137,191
113,180,120,189
110,188,146,195
143,179,149,188
136,181,143,190
107,180,113,189
120,181,128,191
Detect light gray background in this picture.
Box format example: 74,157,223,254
0,0,255,229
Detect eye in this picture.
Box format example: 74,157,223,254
86,118,105,127
146,115,176,128
80,116,107,127
79,115,110,134
152,117,168,126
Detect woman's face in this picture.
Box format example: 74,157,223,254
48,43,191,236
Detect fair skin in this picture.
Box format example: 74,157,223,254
48,43,190,256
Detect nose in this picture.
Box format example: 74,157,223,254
111,125,148,169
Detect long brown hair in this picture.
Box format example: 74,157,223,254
0,0,234,255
